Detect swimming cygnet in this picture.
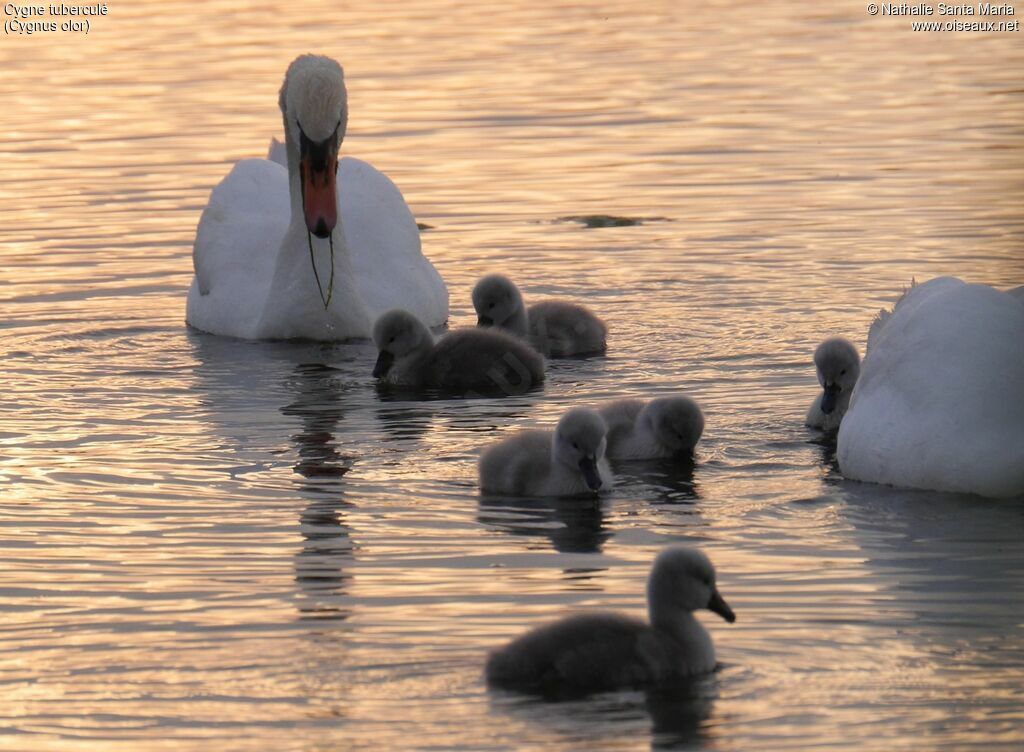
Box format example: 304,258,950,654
372,309,544,394
471,274,607,357
600,396,704,459
478,407,613,496
485,546,736,696
805,337,860,431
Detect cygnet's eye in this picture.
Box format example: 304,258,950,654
488,303,495,310
389,336,396,344
572,442,579,450
840,369,846,376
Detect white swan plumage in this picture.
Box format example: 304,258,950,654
186,55,448,340
838,277,1024,498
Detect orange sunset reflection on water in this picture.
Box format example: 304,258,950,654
1,1,1023,749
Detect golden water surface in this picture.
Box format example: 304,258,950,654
1,1,1022,749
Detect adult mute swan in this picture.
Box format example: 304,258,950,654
187,55,448,340
485,546,735,696
838,277,1024,498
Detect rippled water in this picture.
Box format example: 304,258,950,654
2,1,1023,749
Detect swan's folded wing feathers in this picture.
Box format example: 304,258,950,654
188,160,290,337
341,157,449,327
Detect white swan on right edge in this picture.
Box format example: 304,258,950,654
838,277,1024,499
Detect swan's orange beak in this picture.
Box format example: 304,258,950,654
299,127,339,239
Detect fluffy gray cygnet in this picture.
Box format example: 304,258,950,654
478,407,613,496
805,337,860,431
373,309,544,395
485,546,736,696
600,396,704,459
471,274,607,357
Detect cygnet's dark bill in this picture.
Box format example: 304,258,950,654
708,589,736,623
477,315,493,326
579,456,603,491
820,383,841,414
372,350,394,378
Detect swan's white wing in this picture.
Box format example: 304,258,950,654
839,277,1024,498
340,157,449,328
187,158,290,338
187,154,448,340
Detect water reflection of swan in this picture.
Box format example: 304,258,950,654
281,363,353,483
188,334,358,621
834,479,1024,705
280,362,356,622
187,54,447,341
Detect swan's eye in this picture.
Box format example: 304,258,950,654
389,336,395,344
572,442,579,450
488,303,495,310
840,369,846,375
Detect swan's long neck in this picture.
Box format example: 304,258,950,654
256,130,370,339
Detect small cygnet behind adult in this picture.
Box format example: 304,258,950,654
806,337,860,431
600,396,704,459
472,274,607,357
478,407,613,496
485,546,736,697
373,309,544,395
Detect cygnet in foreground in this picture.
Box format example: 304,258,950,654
805,337,860,431
373,309,544,395
479,407,613,496
472,274,607,357
600,396,704,459
486,546,736,696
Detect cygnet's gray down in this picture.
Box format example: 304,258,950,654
479,407,613,496
485,546,736,696
373,309,544,395
805,337,860,431
600,396,704,459
472,274,607,357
